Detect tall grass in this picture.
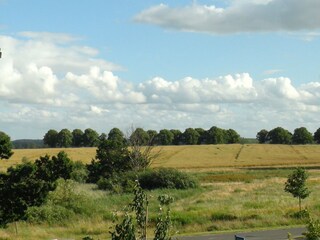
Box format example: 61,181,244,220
0,168,319,239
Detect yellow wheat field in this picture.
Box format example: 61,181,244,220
3,144,320,172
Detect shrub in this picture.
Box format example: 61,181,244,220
304,217,320,240
26,205,74,224
138,168,198,190
71,161,88,183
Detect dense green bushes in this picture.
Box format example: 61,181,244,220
97,168,198,193
0,151,77,226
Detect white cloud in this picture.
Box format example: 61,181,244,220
134,0,320,34
1,32,320,139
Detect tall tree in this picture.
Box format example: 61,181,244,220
268,127,292,144
182,128,200,145
72,129,84,147
256,129,269,143
195,128,206,144
83,128,99,147
225,129,240,144
0,131,13,160
147,130,158,145
87,138,132,183
108,128,126,145
156,129,174,145
206,126,226,144
129,128,149,146
284,167,311,212
292,127,313,145
170,129,182,145
43,129,58,148
314,128,320,144
57,129,73,148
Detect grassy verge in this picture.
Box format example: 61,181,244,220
0,168,319,239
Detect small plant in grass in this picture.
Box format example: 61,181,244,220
284,167,311,212
303,216,320,240
109,180,174,240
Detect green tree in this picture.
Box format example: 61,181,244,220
57,129,73,148
170,129,182,145
256,129,269,143
195,128,206,144
0,131,13,160
206,126,226,144
87,139,132,183
0,162,53,226
182,128,200,145
34,151,74,183
147,130,158,145
268,127,292,144
128,127,161,171
72,129,84,147
156,129,174,145
292,127,314,145
83,128,99,147
313,128,320,144
43,129,58,148
225,129,240,144
129,128,149,146
108,128,126,145
285,167,311,212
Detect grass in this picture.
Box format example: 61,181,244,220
1,144,320,239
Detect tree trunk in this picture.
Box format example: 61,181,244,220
299,197,301,212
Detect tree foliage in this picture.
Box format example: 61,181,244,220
43,129,58,148
284,167,311,212
292,127,313,145
87,139,132,183
256,129,269,143
0,151,73,226
313,128,320,144
268,127,292,144
0,131,13,160
57,129,73,147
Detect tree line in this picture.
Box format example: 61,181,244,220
256,127,320,144
43,126,241,148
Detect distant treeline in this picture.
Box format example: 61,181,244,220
42,126,242,148
12,139,44,149
257,127,320,144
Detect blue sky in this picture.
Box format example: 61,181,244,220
1,0,320,139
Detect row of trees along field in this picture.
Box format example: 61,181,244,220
43,126,241,148
257,127,320,144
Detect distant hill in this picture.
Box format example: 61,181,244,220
12,139,45,149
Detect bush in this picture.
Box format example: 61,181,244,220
71,161,89,183
26,205,74,224
138,168,198,190
97,173,136,193
97,168,198,193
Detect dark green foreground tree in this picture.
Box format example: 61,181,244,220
0,151,73,226
0,131,13,160
285,167,310,212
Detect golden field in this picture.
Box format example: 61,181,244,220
4,144,320,172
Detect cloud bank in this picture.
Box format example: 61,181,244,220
134,0,320,34
0,32,319,139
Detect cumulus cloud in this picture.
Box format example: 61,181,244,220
134,0,320,34
1,32,320,139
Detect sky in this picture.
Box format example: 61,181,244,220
0,0,320,140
